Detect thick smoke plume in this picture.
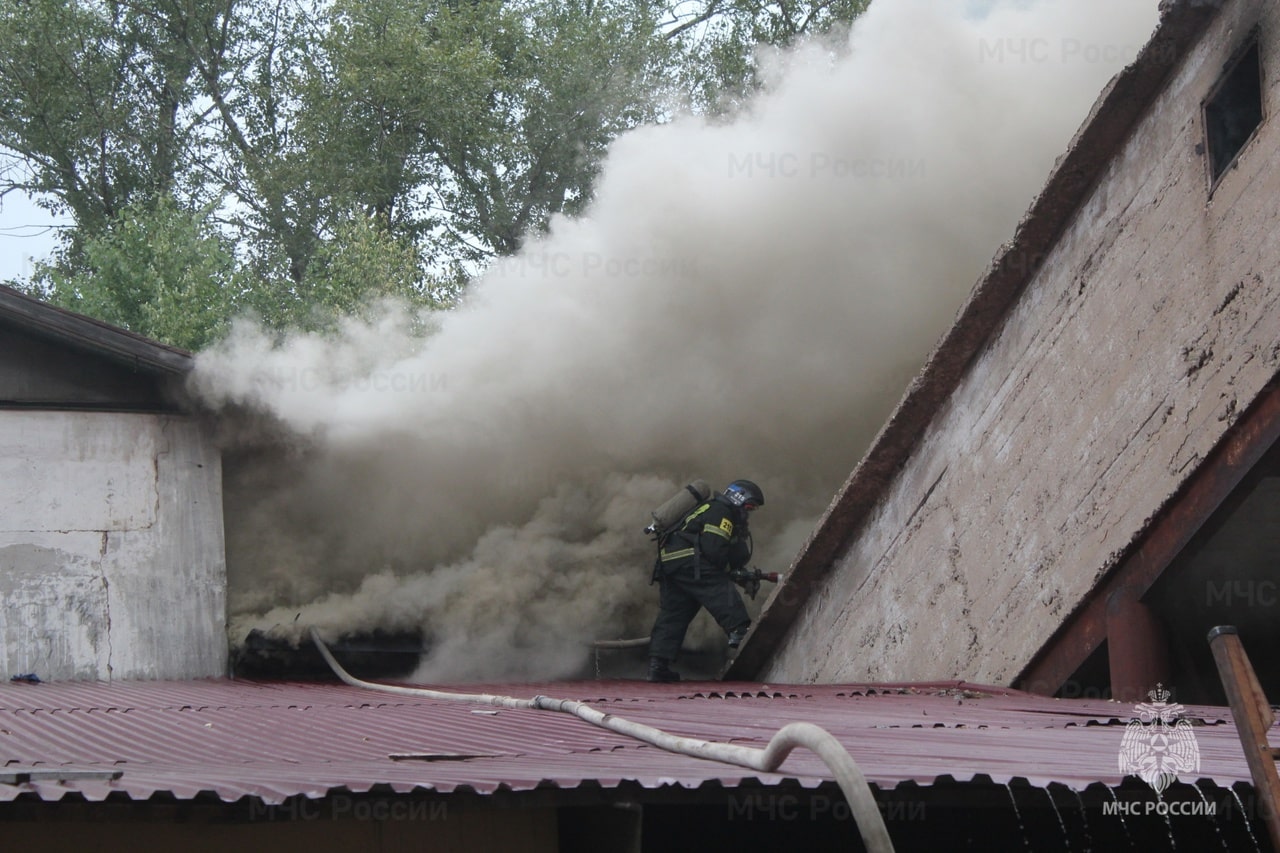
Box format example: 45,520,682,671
193,0,1159,680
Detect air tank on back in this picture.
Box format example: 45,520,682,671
645,479,713,536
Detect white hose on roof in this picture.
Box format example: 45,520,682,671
589,637,652,649
310,627,894,853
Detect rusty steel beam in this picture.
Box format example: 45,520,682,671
1208,626,1280,850
1106,592,1170,704
1017,380,1280,696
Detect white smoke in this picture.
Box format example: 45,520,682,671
193,0,1160,680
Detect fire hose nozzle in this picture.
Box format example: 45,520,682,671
736,568,780,584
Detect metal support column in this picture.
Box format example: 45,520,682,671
1107,591,1170,704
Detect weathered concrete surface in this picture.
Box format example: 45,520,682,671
0,411,226,680
760,0,1280,684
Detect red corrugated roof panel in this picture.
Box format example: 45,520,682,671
0,679,1256,804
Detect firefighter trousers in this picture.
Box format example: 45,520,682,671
649,564,751,662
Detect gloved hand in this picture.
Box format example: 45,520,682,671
730,569,762,600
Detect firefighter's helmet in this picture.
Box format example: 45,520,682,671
723,480,764,510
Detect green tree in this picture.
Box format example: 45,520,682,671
34,196,245,351
425,0,671,261
252,212,455,331
0,0,228,240
287,0,670,271
664,0,874,112
0,0,870,348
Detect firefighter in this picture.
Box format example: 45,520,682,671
647,479,764,683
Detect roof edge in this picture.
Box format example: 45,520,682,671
727,0,1227,680
0,284,193,375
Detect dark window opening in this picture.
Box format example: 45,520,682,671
1204,40,1264,185
1055,641,1111,701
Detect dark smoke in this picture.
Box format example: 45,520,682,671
192,0,1159,680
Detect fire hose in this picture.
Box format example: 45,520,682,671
590,637,653,649
310,627,893,852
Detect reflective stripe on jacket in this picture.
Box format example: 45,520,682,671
659,497,747,572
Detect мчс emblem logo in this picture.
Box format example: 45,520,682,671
1118,684,1200,794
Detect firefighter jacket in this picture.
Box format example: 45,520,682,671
657,496,751,577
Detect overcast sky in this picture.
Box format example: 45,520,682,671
0,191,62,284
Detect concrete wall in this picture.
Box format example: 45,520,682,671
762,0,1280,684
0,411,227,680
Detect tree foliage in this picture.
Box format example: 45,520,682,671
0,0,868,349
36,196,244,351
665,0,872,111
0,0,216,232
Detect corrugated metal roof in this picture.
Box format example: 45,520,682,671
0,678,1256,805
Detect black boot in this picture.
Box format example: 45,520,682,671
647,657,681,683
727,623,750,649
